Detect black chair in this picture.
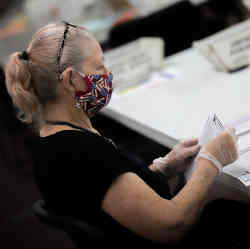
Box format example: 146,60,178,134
32,200,107,248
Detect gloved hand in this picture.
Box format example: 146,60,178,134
153,138,201,176
198,128,238,172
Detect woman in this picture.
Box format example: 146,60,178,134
4,22,248,248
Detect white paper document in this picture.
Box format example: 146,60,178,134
185,113,250,186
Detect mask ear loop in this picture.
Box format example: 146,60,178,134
70,70,91,110
71,69,92,93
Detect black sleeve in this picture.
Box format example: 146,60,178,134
40,131,171,218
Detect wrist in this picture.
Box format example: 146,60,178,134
198,149,223,173
197,157,220,176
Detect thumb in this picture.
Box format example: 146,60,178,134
182,138,199,147
184,144,201,158
226,127,238,143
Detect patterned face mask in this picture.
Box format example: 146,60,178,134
74,71,113,118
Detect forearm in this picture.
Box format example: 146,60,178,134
171,158,218,232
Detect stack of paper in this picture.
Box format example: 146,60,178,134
185,113,250,186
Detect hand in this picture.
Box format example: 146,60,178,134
153,138,201,177
198,128,238,172
165,138,201,173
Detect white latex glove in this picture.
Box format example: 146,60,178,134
153,138,201,176
198,128,238,172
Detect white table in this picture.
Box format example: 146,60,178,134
101,47,250,198
102,48,250,148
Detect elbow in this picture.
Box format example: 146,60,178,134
156,206,196,245
160,201,197,244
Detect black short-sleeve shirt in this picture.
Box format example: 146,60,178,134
31,129,171,246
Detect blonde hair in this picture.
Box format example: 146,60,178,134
5,22,92,130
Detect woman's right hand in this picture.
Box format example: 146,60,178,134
200,128,238,170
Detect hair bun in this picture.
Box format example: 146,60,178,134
19,51,29,61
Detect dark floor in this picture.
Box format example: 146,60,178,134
0,113,170,249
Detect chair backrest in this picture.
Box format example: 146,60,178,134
32,200,106,243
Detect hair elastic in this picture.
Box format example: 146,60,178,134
20,51,29,61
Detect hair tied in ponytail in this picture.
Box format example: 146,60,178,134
19,51,29,61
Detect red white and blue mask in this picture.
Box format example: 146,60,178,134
74,71,113,118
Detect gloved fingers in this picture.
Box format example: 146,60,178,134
227,142,238,162
216,129,238,165
201,128,239,168
226,127,239,144
223,128,238,157
219,146,237,165
183,144,201,158
181,138,199,147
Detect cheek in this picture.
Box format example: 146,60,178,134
74,75,89,92
78,79,89,92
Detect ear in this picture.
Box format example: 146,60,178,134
61,67,76,91
61,67,88,93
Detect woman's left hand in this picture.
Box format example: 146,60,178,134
153,138,201,177
166,138,201,172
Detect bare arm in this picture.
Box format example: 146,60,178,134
102,158,218,244
102,129,238,244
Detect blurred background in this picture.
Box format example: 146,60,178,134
0,0,249,61
0,1,249,249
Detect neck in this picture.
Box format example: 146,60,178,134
42,102,96,133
